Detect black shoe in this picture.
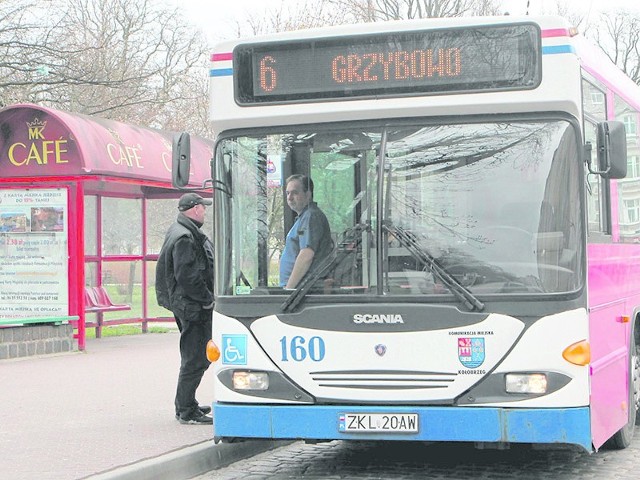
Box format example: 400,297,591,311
178,413,213,425
175,405,211,420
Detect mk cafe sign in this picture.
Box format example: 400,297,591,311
1,113,171,176
7,118,69,166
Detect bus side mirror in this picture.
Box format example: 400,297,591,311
595,121,627,179
172,132,192,188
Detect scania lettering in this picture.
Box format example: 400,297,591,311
353,314,404,324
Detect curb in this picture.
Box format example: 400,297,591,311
85,439,293,480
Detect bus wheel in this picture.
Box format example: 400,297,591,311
607,326,639,449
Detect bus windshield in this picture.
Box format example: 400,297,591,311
217,118,583,299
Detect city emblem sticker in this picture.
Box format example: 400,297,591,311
222,334,247,365
458,337,485,368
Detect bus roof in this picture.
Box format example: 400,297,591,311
213,15,571,50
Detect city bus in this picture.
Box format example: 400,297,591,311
174,15,640,452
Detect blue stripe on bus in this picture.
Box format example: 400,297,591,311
210,68,233,77
213,404,592,451
542,45,576,55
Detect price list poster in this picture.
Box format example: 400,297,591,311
0,188,68,319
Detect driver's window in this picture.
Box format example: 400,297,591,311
277,130,380,293
584,122,607,234
582,77,609,236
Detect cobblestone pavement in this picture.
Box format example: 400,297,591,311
195,426,640,479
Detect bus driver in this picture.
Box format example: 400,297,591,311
279,174,333,289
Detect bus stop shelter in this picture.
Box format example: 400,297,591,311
0,103,213,351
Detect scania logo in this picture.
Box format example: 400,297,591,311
352,314,404,324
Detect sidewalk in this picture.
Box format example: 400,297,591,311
0,332,280,480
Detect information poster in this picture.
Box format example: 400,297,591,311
266,154,283,188
0,189,68,318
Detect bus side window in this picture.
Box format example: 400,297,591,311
614,95,640,244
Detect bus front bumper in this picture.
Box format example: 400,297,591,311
212,404,592,452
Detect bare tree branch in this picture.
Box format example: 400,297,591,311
588,10,640,84
0,0,212,136
324,0,501,23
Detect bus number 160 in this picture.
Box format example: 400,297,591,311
280,335,325,362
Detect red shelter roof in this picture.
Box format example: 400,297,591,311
0,103,213,186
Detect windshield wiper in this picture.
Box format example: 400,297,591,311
383,224,484,312
281,223,368,313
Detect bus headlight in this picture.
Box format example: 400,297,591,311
505,373,547,394
232,371,269,390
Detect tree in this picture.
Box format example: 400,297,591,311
46,0,210,129
589,10,640,84
324,0,501,23
242,0,341,36
513,1,640,85
0,0,55,106
0,0,212,136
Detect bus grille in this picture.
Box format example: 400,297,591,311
309,369,457,390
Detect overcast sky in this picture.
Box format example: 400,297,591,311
179,0,640,44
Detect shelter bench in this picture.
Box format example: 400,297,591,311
83,286,132,338
84,286,131,314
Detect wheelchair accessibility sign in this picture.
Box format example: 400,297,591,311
222,334,247,365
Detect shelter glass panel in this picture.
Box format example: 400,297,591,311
146,199,177,255
85,261,98,287
146,260,172,318
84,195,97,256
101,197,142,256
146,197,213,256
101,260,140,320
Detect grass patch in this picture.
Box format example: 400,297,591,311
82,324,172,339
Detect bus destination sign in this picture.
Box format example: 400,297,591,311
234,23,541,104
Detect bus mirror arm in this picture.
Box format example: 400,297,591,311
583,142,592,170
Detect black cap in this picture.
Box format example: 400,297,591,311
178,193,213,211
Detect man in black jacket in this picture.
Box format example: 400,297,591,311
156,192,214,425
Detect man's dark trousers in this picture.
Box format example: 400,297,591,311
174,309,212,419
